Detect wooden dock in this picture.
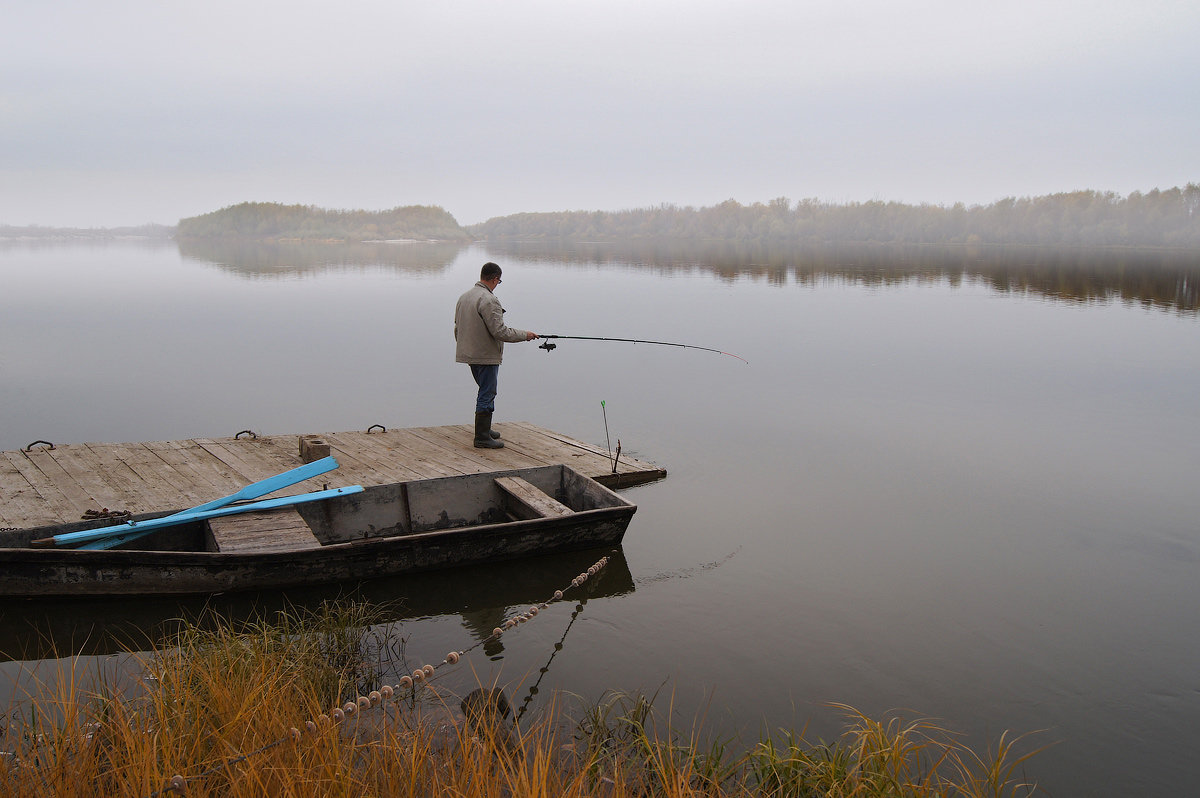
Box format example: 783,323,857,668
0,423,665,530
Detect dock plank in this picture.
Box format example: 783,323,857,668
1,451,83,525
352,430,462,478
313,433,409,485
39,445,127,513
0,456,48,528
0,423,665,529
502,424,608,466
384,427,477,472
409,426,543,471
376,431,470,477
399,427,508,473
512,422,647,464
320,432,426,482
142,440,239,499
19,448,99,518
510,422,666,484
70,444,162,514
106,443,203,510
193,438,295,486
509,423,626,465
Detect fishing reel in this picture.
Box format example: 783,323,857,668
538,340,557,352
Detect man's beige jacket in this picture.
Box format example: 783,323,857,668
454,282,530,365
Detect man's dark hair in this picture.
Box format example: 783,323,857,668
481,262,502,280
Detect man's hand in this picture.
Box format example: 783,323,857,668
526,332,538,341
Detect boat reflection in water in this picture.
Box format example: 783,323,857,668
0,547,636,663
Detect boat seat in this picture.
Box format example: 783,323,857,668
206,506,323,553
494,476,573,519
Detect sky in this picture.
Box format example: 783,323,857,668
3,1,1198,228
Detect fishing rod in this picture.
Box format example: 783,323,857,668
537,335,748,364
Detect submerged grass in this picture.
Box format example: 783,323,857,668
0,604,1048,797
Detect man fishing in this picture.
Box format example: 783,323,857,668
454,262,539,449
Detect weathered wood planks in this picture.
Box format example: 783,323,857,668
207,507,323,554
0,423,666,529
495,475,573,519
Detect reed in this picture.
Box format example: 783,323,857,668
0,606,1047,797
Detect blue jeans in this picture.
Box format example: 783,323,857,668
469,364,499,413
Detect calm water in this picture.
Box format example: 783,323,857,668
2,239,1199,796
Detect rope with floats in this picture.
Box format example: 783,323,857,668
513,593,588,724
538,335,748,364
140,552,616,797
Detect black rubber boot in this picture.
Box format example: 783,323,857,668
477,410,500,438
474,412,504,448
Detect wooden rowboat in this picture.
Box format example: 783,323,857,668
0,465,636,598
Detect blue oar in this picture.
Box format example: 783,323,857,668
45,456,341,548
179,456,341,515
77,485,365,550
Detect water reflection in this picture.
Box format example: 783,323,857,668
3,238,1198,796
512,595,589,722
177,238,466,278
66,236,1200,313
0,237,177,253
485,240,1200,313
0,547,634,663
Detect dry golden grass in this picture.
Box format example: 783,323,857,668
0,606,1048,797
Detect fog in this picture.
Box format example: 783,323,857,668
3,1,1198,227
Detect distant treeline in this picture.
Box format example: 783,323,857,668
176,202,470,242
468,186,1200,249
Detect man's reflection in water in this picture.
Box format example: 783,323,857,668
460,607,509,658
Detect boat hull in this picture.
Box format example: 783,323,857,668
0,465,636,597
